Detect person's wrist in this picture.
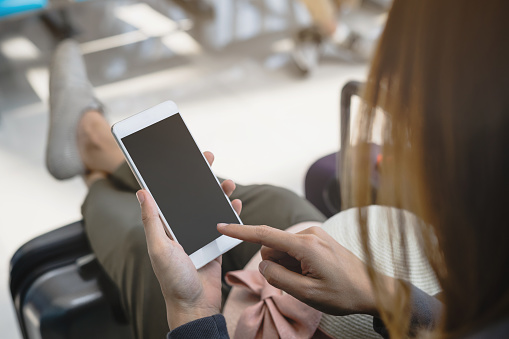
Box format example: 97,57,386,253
340,285,378,317
166,302,219,330
357,274,397,317
355,293,379,317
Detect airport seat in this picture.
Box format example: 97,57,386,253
0,0,48,18
0,0,91,39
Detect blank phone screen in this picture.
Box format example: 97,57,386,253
122,113,241,255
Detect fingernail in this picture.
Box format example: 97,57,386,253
136,191,145,204
259,261,268,275
217,223,228,228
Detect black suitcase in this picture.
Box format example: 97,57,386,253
9,221,134,339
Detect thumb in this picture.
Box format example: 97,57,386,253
259,260,310,301
136,190,167,247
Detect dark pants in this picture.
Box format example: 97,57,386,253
82,162,326,339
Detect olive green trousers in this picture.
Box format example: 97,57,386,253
82,162,326,339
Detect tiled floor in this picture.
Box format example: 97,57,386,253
0,0,375,337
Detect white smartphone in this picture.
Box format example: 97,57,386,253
111,101,243,269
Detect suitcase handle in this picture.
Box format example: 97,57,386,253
339,80,364,177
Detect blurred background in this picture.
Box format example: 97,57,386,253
0,0,390,337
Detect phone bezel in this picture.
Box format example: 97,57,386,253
111,101,242,269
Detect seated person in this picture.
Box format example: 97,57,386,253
136,0,509,338
46,40,326,338
46,0,509,337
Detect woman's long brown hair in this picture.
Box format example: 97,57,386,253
344,0,509,337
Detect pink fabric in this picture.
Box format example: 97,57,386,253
225,270,323,339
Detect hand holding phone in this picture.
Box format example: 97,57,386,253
112,101,243,269
136,151,241,330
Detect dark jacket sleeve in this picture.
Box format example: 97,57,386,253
373,285,443,338
167,314,229,339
